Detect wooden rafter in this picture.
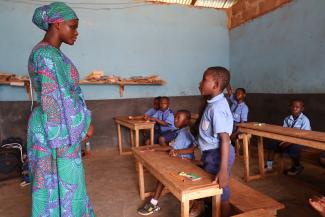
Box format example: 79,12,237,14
191,0,197,5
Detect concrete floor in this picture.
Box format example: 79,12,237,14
0,149,324,217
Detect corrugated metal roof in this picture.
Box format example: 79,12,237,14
147,0,238,8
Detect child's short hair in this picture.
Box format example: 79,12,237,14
177,109,191,120
236,88,246,94
206,66,230,91
154,96,161,101
160,96,170,103
291,98,304,106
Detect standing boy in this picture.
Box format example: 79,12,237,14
197,66,235,217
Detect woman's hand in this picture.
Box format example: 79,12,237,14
83,124,94,141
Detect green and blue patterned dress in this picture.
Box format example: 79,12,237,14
27,41,95,217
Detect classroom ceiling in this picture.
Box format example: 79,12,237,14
146,0,239,9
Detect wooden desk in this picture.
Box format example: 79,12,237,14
114,116,155,155
132,146,222,217
237,122,325,182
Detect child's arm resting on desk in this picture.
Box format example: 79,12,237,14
169,144,196,157
151,118,169,126
213,133,230,188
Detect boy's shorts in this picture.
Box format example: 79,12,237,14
265,141,301,162
201,145,235,202
154,130,177,144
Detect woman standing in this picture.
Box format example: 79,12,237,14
27,2,95,216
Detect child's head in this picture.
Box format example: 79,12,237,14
290,98,304,118
153,96,161,110
159,96,170,111
199,66,230,97
235,88,246,102
175,110,191,129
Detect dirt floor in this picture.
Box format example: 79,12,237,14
0,148,324,217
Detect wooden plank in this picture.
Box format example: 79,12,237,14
230,179,284,213
136,160,145,200
257,136,265,178
231,209,275,217
237,122,325,145
242,134,250,182
212,195,221,217
150,127,154,146
117,123,122,155
135,130,140,148
181,200,190,217
130,129,134,147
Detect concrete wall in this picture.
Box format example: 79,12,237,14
0,96,205,150
0,1,229,101
230,0,325,93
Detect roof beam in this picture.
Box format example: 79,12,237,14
191,0,197,6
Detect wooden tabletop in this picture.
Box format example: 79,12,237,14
114,116,155,126
132,146,222,201
237,122,325,144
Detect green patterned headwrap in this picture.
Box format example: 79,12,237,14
32,2,78,31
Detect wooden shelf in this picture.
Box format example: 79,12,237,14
79,79,166,96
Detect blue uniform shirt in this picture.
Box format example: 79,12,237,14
283,113,311,130
145,108,158,117
153,108,176,132
230,94,249,123
171,127,196,160
198,93,233,151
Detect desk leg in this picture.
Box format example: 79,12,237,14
136,160,145,200
212,195,221,217
130,130,134,147
135,130,140,148
117,123,122,155
242,133,250,182
181,200,190,217
258,136,265,178
150,127,154,146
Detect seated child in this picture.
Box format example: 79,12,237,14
226,84,249,142
137,110,196,216
128,97,161,121
145,96,177,145
145,96,161,117
266,98,311,176
197,66,235,217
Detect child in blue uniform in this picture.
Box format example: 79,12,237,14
145,96,161,117
145,96,177,145
226,84,249,142
137,110,196,215
266,99,311,176
197,66,235,217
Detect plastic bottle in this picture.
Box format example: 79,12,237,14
85,141,91,156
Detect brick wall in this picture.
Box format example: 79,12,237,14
227,0,293,29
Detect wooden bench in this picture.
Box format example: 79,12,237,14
230,178,284,216
231,208,276,217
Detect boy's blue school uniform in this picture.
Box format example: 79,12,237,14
152,108,177,143
171,127,196,160
267,112,311,166
152,108,176,132
229,94,249,123
145,108,158,117
198,93,235,202
283,113,311,130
